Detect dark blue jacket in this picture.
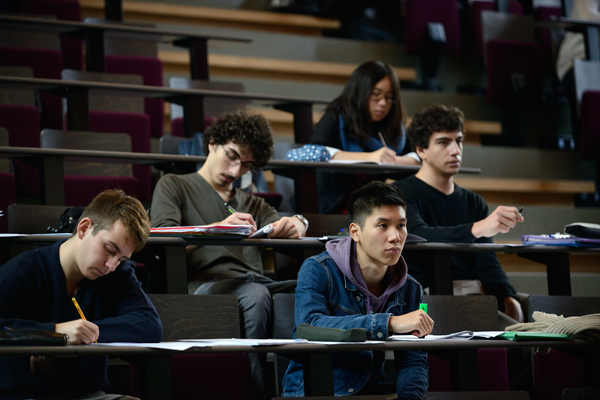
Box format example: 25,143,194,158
0,240,162,399
282,239,428,399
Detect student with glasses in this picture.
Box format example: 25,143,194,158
310,60,419,214
150,110,307,400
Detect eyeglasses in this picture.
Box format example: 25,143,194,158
370,91,396,104
220,145,255,172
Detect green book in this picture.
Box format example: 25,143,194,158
496,332,571,341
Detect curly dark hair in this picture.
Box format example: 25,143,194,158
202,110,274,169
328,60,406,148
348,181,406,228
406,104,465,151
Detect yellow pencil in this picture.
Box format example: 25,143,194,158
71,297,97,343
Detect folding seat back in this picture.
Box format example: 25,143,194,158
423,295,509,391
130,294,250,400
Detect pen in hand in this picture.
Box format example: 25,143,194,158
71,297,97,343
225,203,236,214
378,132,388,148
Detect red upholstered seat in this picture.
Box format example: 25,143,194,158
22,0,84,71
0,46,64,130
403,0,461,57
485,38,543,106
89,111,153,202
62,175,139,207
471,0,523,59
130,353,250,400
106,55,165,138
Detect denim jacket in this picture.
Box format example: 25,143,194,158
281,245,428,399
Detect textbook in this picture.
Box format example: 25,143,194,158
521,234,600,247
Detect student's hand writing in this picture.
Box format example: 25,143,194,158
369,147,397,164
55,319,99,345
388,310,434,337
30,356,53,375
218,212,257,234
471,206,524,238
269,216,306,239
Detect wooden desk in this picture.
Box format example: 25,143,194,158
0,13,251,79
2,234,595,297
0,338,596,399
0,145,480,210
0,75,327,140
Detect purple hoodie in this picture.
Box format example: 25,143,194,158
325,237,408,313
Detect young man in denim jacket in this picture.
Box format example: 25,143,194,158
282,181,433,399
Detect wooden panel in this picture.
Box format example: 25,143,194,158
80,0,341,36
147,294,240,341
40,129,133,177
422,295,499,334
159,51,418,84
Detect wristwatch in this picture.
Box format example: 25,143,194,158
293,214,309,232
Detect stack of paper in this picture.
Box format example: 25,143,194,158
151,225,253,236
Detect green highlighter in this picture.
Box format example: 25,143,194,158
419,303,428,314
497,332,571,341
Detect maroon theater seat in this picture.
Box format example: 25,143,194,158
0,172,15,233
0,46,63,130
106,55,165,138
403,0,461,57
63,175,138,207
485,38,543,106
89,111,152,202
0,104,42,198
471,0,523,59
130,353,249,400
22,0,84,71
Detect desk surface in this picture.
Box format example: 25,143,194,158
0,76,327,107
0,13,252,45
0,146,482,175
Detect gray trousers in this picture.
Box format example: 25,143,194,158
190,272,296,400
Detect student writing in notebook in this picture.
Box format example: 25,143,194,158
309,60,419,213
0,190,161,400
150,110,307,400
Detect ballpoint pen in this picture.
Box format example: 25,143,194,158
225,203,236,214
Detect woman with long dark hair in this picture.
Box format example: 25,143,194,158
310,60,418,213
